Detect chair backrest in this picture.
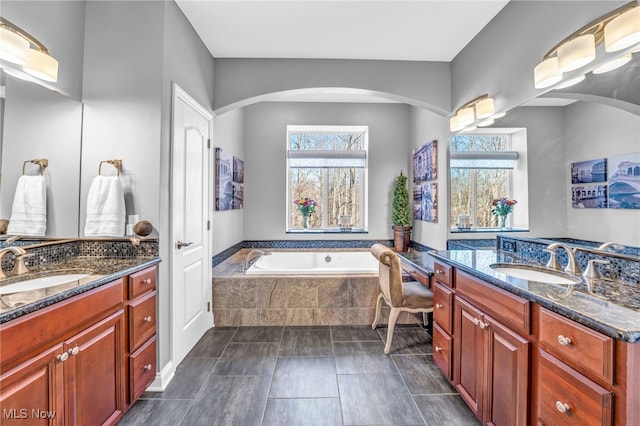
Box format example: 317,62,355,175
370,243,404,307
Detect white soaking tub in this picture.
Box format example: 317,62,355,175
245,250,378,275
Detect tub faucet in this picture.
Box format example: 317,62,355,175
545,243,581,275
597,242,624,252
0,246,31,279
242,249,270,273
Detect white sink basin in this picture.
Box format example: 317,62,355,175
0,274,91,295
490,264,581,285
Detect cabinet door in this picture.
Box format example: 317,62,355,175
454,297,485,419
484,314,530,426
65,310,125,426
0,344,65,426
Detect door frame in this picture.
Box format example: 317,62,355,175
169,83,214,370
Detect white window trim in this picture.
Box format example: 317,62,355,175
286,125,369,232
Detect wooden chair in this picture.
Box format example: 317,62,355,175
370,243,434,354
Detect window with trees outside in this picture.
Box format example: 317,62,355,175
287,125,368,232
450,134,518,229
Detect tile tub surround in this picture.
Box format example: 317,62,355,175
497,235,640,284
429,249,640,342
212,249,423,327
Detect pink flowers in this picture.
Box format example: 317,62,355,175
293,197,317,216
492,198,517,216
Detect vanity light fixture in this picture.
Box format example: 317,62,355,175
0,17,58,82
553,74,586,90
449,94,505,133
534,1,640,89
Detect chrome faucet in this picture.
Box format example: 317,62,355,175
0,246,31,279
597,242,624,252
241,249,270,273
545,243,581,275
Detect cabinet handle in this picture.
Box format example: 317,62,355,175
144,364,153,371
436,269,444,275
435,303,444,309
68,346,80,356
144,316,153,322
434,346,442,353
478,320,490,330
555,401,570,413
143,278,152,285
56,352,69,362
472,317,480,326
557,335,572,346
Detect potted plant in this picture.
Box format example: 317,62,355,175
392,171,412,252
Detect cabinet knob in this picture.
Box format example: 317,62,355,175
68,346,80,356
435,303,443,309
472,317,480,326
143,278,152,285
436,269,444,275
144,364,153,371
557,335,572,346
479,320,490,330
144,316,153,323
434,346,442,353
56,352,69,362
555,401,570,413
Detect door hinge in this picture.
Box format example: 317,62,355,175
207,302,211,312
207,138,211,149
207,220,211,230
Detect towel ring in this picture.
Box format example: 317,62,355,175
99,159,122,177
22,159,48,176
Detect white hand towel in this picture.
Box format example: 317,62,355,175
84,175,126,237
6,175,47,236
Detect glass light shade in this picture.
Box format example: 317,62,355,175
23,49,58,82
554,74,585,89
475,97,494,119
0,27,29,65
557,34,596,72
491,111,506,119
534,57,563,88
458,107,475,126
450,115,464,132
605,6,640,52
461,124,477,133
592,53,632,74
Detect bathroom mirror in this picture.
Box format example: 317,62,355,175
0,74,83,239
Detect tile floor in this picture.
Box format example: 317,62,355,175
118,325,481,426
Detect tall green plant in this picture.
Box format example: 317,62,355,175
392,171,412,227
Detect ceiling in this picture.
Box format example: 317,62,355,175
175,1,510,62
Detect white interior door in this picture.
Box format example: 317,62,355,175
171,84,213,367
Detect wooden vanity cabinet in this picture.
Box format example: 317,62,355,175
432,262,455,381
125,266,157,407
0,279,125,426
399,258,431,288
453,270,531,426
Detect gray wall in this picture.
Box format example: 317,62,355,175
564,102,640,245
213,59,451,115
212,109,244,255
241,102,411,242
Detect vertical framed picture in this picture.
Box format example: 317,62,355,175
420,182,438,222
215,147,234,211
608,152,640,209
413,140,438,183
233,156,244,183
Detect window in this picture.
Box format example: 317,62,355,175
287,125,368,232
449,134,519,229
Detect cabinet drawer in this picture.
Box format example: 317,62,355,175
456,270,530,335
539,308,614,384
537,350,612,426
433,262,453,288
432,323,452,380
128,291,156,352
128,267,157,300
129,337,156,403
433,282,453,334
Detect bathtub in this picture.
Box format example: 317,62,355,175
245,250,378,275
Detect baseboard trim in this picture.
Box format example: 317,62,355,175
146,360,175,392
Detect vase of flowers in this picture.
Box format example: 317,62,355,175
492,197,517,229
293,197,317,230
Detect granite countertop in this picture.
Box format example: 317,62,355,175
398,251,435,275
429,249,640,343
0,256,162,323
